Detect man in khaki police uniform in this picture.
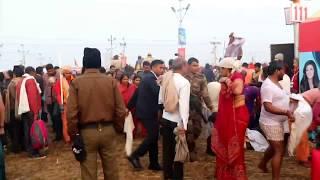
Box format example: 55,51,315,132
67,47,127,180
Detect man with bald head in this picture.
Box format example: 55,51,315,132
159,58,190,180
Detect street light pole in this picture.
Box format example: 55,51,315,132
17,44,29,66
105,35,117,69
171,0,190,57
120,38,127,55
108,35,116,58
210,40,221,66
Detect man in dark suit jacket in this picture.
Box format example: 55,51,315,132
128,60,165,171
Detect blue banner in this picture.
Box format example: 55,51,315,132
178,28,186,45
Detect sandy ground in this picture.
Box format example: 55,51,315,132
5,131,310,180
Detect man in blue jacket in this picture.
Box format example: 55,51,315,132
128,59,165,171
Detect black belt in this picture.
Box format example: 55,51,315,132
79,121,113,130
160,118,177,129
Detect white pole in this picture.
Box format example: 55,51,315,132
293,23,300,58
292,0,300,58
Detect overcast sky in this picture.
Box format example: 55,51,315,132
0,0,319,69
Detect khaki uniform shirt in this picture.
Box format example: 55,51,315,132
67,69,126,137
185,72,212,109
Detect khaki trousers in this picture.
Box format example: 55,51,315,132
80,125,119,180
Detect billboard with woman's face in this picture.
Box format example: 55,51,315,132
299,52,320,92
299,20,320,93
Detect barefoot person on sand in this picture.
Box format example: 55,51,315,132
258,61,294,180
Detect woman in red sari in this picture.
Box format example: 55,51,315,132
212,58,249,180
130,75,147,137
118,74,147,137
118,74,133,105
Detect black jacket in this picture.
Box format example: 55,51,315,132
134,72,160,121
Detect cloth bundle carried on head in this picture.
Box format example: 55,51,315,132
218,57,235,69
218,57,242,73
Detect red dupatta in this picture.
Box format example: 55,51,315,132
212,72,244,164
118,83,137,106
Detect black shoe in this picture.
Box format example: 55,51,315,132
148,164,162,171
127,156,143,170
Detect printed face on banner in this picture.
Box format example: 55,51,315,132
299,52,320,93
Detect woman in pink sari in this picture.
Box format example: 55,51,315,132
212,58,249,180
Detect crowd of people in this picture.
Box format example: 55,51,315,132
0,64,74,155
0,48,319,180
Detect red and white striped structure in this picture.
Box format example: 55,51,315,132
285,4,308,25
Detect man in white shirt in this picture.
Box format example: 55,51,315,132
258,61,294,180
274,54,291,134
159,58,190,180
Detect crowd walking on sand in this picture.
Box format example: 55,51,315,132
0,47,319,180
